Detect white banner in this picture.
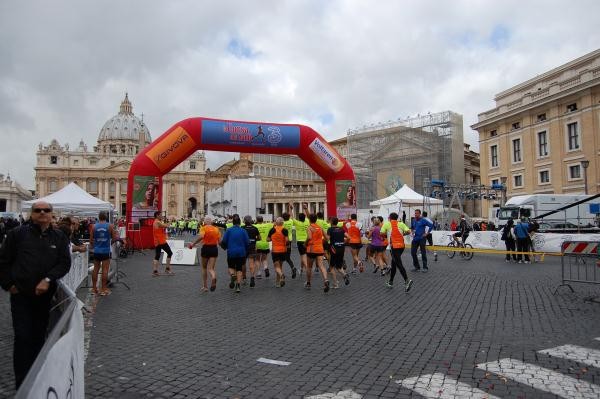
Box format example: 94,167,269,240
166,239,185,249
16,302,85,399
432,231,600,253
161,248,197,265
60,251,89,293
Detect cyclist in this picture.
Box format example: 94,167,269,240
453,215,470,247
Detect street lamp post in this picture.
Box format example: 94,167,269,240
581,160,589,195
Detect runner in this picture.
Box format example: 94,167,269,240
345,213,364,274
290,203,309,275
367,217,386,275
422,211,438,262
267,217,289,288
188,216,221,292
380,212,413,292
151,211,174,278
306,214,330,292
255,216,273,278
316,212,330,270
90,211,119,296
326,217,350,288
220,215,249,293
242,215,261,288
282,212,298,279
377,216,390,274
367,216,377,272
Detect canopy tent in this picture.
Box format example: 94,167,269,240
370,184,443,220
22,182,114,217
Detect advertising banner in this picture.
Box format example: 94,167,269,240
307,137,344,173
201,120,300,149
336,180,356,220
131,175,159,222
145,126,196,173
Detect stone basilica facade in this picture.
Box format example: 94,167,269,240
35,94,206,218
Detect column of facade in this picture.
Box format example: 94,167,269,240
178,180,185,218
104,179,110,202
114,178,120,212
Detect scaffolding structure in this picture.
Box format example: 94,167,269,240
347,111,464,209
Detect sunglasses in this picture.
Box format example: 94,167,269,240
32,208,52,213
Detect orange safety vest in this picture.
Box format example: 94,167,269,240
346,220,361,244
202,225,220,246
153,220,168,246
307,224,325,253
389,220,406,249
270,225,287,253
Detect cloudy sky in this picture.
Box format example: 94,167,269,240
1,0,599,189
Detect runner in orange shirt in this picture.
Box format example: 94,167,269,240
306,214,330,292
345,214,364,274
189,217,221,292
267,217,289,288
152,211,174,277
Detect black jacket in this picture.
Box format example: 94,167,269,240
0,223,71,296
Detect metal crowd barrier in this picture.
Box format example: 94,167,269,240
554,241,600,298
14,251,88,399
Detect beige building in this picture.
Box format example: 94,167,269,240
0,174,32,214
472,49,600,218
35,94,206,218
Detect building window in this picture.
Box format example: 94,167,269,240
567,122,579,150
539,170,550,184
88,179,98,193
50,156,57,164
73,159,79,166
537,131,548,157
491,178,499,186
511,122,520,130
109,181,115,193
513,175,523,188
489,129,497,137
569,164,581,179
110,160,115,166
537,113,546,122
89,159,97,166
190,161,196,170
120,180,127,194
189,183,197,194
566,103,577,113
512,138,522,163
49,179,58,192
490,145,498,167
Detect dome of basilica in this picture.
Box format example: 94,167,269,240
97,94,152,144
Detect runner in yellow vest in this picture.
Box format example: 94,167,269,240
255,216,274,278
290,203,309,274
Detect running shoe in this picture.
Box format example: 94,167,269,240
324,280,330,293
385,281,393,289
405,279,414,292
280,275,286,287
291,267,297,279
434,253,438,262
235,283,241,293
250,277,255,288
358,261,365,273
210,277,217,292
422,267,429,273
229,275,235,289
343,274,350,286
333,282,339,289
264,268,270,278
304,281,311,289
372,265,379,273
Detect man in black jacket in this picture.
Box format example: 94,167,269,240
0,201,71,388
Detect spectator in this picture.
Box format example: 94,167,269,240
0,201,71,388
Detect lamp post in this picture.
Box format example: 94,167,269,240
581,160,589,195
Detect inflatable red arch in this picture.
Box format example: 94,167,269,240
126,117,355,247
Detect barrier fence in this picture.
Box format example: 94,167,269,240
15,251,88,399
554,241,600,297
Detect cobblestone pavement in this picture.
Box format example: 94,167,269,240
1,240,600,398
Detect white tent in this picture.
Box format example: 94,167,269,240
22,183,114,217
370,184,443,219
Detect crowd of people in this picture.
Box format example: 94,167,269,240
149,204,442,295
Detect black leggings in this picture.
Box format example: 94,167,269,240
504,238,517,261
154,243,173,261
389,248,408,283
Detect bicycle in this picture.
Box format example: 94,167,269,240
446,234,474,260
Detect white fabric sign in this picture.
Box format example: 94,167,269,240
60,251,89,293
161,248,197,265
166,239,185,249
18,303,85,399
432,231,600,253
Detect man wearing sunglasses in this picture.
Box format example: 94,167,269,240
0,200,71,389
